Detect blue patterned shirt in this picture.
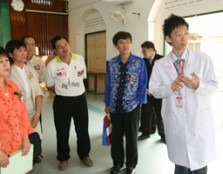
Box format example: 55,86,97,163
104,53,147,114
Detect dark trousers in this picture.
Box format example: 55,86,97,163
140,96,155,134
110,106,140,168
140,95,165,138
154,98,165,138
174,165,207,174
53,93,90,161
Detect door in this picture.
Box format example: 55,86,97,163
86,31,106,93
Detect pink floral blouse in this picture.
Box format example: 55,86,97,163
0,78,33,155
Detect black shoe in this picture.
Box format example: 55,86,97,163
110,165,123,174
161,137,166,143
150,129,156,134
138,133,150,141
126,167,135,174
33,155,43,164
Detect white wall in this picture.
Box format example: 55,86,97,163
68,0,155,60
153,0,223,54
68,0,223,59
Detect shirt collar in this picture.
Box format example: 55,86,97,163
56,53,77,63
170,48,189,62
4,78,13,89
116,52,133,63
150,55,155,62
15,64,26,71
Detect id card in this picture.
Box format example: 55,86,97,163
176,95,183,108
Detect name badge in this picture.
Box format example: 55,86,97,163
176,94,183,108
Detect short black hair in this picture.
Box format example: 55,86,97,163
51,35,68,49
163,14,189,37
112,31,132,45
0,46,7,57
5,40,26,64
141,41,156,50
20,34,36,44
5,39,26,55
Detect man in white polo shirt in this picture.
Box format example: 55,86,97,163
45,35,92,171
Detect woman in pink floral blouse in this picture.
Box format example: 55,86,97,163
0,47,33,167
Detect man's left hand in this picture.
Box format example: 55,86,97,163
181,72,200,89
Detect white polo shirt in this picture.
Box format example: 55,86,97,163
45,53,87,97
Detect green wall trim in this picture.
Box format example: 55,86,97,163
0,2,11,47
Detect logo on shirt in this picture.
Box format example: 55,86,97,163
57,71,66,77
56,68,66,77
77,69,84,76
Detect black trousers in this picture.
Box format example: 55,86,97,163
110,106,140,168
140,95,165,138
140,96,155,134
154,97,165,138
174,165,207,174
53,93,91,161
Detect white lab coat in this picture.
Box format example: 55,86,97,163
149,49,218,170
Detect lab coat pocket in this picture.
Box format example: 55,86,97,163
199,111,214,136
163,112,179,135
199,96,210,112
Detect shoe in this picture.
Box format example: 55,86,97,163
33,155,42,163
150,130,156,134
126,167,135,174
82,156,93,167
58,160,68,171
138,133,150,141
110,165,123,174
161,137,166,143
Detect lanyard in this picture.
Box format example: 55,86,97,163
173,60,184,76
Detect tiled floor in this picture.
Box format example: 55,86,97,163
31,91,223,174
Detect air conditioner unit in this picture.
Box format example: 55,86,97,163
101,0,133,5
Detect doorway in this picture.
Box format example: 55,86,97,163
85,31,106,94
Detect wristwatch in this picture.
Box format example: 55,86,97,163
11,0,25,12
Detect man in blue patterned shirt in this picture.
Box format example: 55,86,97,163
104,31,147,174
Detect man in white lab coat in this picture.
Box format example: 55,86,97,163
149,14,218,174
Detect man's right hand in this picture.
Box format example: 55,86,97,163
104,106,110,114
171,76,184,91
